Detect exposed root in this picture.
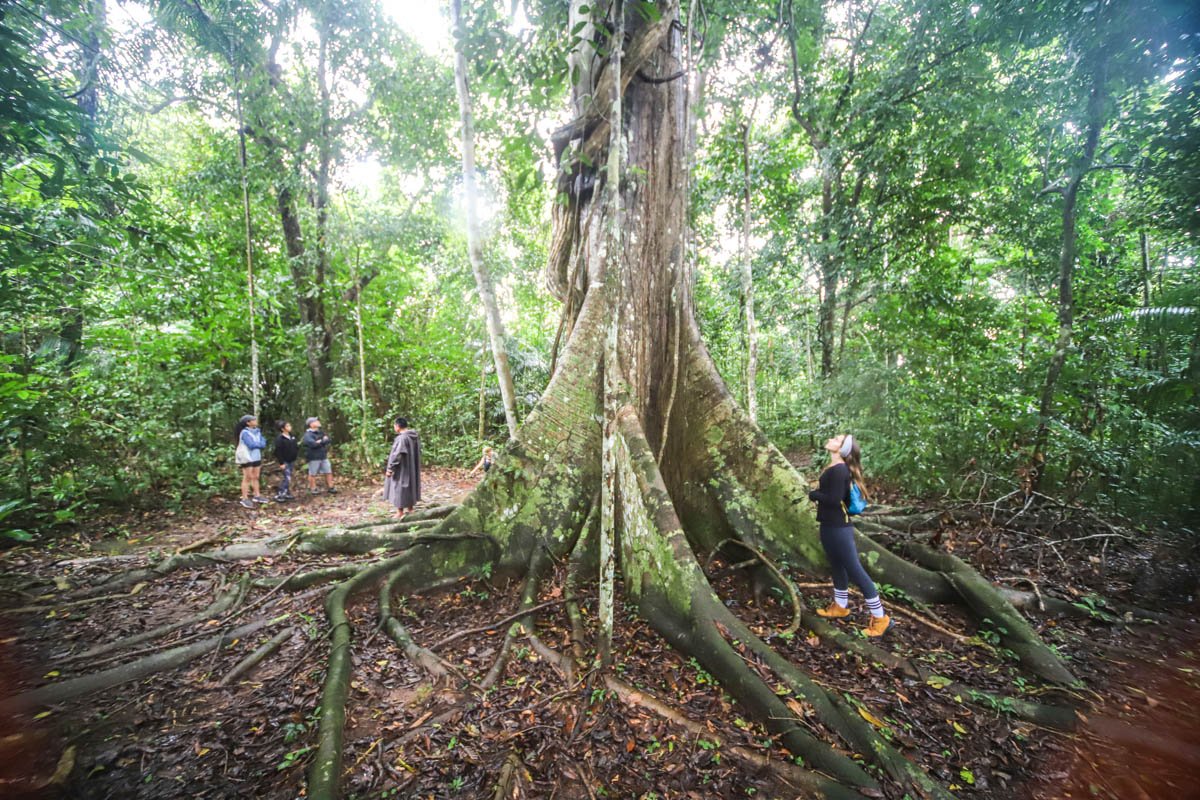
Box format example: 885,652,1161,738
253,563,369,592
481,554,549,689
307,531,497,800
430,597,571,653
528,632,576,684
900,542,1078,685
219,626,295,686
344,504,457,529
604,675,856,798
66,576,250,662
491,748,527,800
706,538,801,636
63,529,457,599
1,582,154,615
377,568,452,681
0,614,289,716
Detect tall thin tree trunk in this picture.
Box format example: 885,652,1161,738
314,14,338,431
597,0,625,669
60,0,106,368
817,161,838,378
478,356,488,442
1139,231,1151,306
740,120,758,423
452,0,520,440
235,79,260,418
1029,50,1108,495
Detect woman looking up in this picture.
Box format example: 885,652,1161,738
808,433,891,637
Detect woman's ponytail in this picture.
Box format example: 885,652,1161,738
843,437,869,499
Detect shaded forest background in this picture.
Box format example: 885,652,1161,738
1,0,1197,538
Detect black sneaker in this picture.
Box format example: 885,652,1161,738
274,494,288,503
327,487,338,495
283,493,296,500
239,498,256,509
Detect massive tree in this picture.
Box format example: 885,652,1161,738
298,0,1085,796
4,1,1170,798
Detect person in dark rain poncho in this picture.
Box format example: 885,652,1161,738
383,417,421,520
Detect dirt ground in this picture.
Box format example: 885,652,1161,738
1,468,1198,799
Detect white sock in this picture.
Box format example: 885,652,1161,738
833,589,849,608
864,595,885,619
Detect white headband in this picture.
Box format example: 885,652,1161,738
839,435,855,458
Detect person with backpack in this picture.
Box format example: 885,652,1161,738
234,414,268,509
274,420,298,502
807,433,891,637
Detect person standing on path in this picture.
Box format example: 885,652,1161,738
383,417,421,519
302,417,336,495
273,420,298,502
807,433,891,637
234,414,268,509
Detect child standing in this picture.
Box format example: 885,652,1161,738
274,420,298,502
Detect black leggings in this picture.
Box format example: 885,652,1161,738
819,523,878,599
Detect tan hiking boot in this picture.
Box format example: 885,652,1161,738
864,614,893,637
816,602,850,619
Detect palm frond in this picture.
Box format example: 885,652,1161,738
1098,306,1197,325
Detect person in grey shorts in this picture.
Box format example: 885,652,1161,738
302,416,337,494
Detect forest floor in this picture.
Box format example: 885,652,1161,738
1,468,1198,799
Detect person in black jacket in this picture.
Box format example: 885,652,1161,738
807,433,891,637
274,420,299,502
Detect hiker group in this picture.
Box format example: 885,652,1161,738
232,413,424,518
232,415,340,509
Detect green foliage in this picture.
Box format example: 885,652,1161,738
1,0,1197,540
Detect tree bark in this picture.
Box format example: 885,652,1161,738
452,0,521,440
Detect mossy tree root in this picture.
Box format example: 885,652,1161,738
343,504,457,530
220,627,296,686
899,542,1078,685
307,536,497,800
481,551,550,689
377,568,449,680
65,529,463,599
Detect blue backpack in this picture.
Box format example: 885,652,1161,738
847,482,867,515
